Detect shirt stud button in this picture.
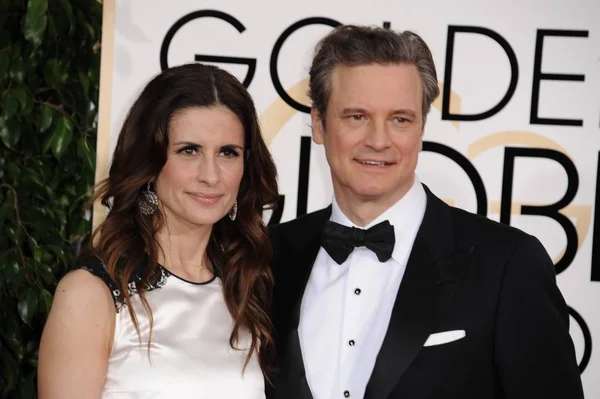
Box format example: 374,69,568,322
349,339,355,346
344,391,350,398
354,288,361,295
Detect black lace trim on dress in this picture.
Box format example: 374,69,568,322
77,256,170,312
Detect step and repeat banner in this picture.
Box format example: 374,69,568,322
97,0,600,395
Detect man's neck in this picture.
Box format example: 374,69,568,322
334,176,415,227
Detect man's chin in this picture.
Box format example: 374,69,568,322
350,187,395,202
344,181,414,203
333,176,410,203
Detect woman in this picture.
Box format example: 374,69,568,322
38,63,278,398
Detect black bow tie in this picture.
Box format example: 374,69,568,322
321,220,396,265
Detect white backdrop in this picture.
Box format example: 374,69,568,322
97,0,600,395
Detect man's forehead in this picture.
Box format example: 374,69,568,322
327,63,423,112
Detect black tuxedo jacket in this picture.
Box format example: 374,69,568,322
267,186,583,399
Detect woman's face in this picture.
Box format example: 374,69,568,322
155,106,245,229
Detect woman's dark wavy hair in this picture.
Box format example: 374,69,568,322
90,63,278,373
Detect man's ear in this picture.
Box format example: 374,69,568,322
311,107,325,145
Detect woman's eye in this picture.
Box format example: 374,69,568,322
176,146,199,156
221,148,240,158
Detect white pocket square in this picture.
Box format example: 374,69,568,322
423,330,466,347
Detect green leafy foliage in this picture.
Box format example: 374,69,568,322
0,0,102,397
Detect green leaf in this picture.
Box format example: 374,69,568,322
18,288,39,327
0,23,9,48
1,93,18,118
83,21,94,39
78,70,90,99
6,161,21,183
9,57,26,83
20,168,48,202
23,0,48,47
21,206,54,232
6,225,25,245
38,263,55,286
29,235,38,247
69,213,90,237
3,334,24,364
22,167,44,189
11,42,22,60
33,247,42,262
28,237,40,262
4,259,20,282
12,87,28,111
77,136,95,170
0,87,28,118
24,0,47,22
0,202,13,226
0,49,9,84
17,372,36,398
3,184,15,204
57,0,74,31
68,197,84,215
43,58,69,88
42,132,53,154
26,340,39,358
40,288,53,316
4,260,27,297
50,116,72,160
46,245,66,264
3,293,24,319
21,91,34,116
39,104,53,131
64,184,76,196
58,195,69,208
41,251,53,263
1,350,18,392
0,117,21,149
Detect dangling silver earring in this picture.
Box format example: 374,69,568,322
229,200,238,221
137,182,159,216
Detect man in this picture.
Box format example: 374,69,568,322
267,25,583,399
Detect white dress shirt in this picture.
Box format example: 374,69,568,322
299,178,427,399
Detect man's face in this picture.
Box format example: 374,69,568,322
312,63,425,207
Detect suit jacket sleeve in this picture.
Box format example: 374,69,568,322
494,234,584,398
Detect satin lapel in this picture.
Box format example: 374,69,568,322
363,235,436,399
364,187,474,399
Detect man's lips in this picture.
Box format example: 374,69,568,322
354,158,395,167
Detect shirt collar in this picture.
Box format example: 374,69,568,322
330,176,427,263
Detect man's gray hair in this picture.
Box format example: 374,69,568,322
308,25,440,120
